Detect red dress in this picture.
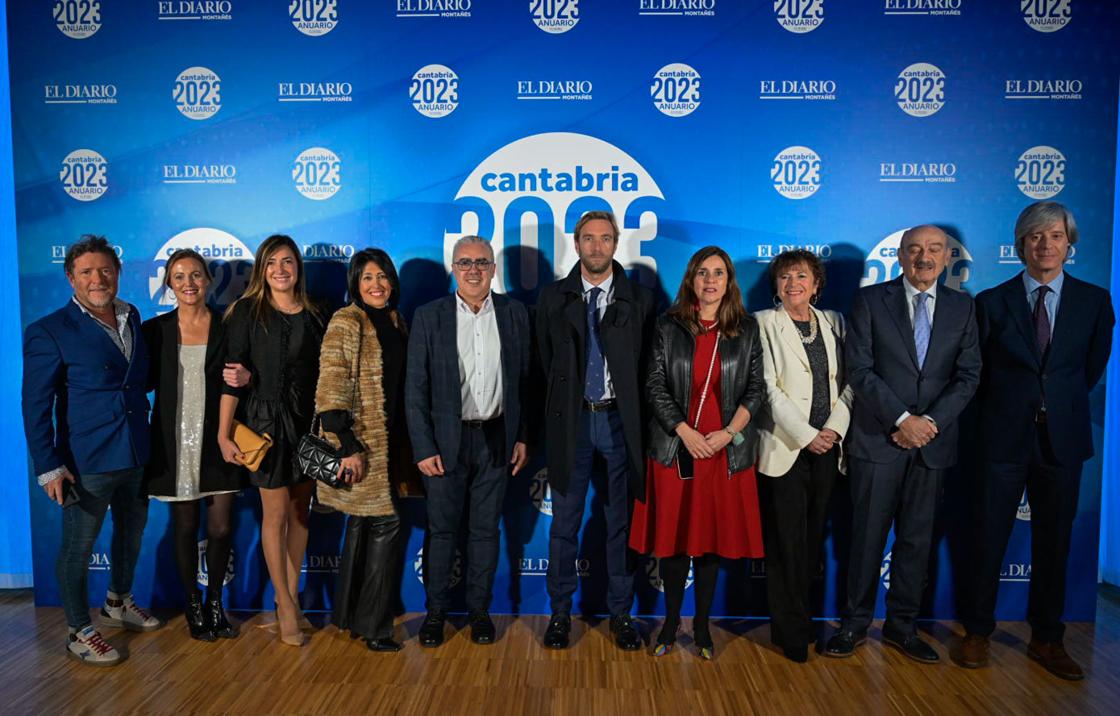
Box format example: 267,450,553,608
630,321,765,559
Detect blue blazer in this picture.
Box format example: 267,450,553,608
22,300,151,478
405,293,530,471
844,277,982,469
975,272,1114,467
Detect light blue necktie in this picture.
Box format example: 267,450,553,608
914,292,931,369
584,287,605,400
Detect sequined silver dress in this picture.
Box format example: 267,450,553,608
155,344,237,502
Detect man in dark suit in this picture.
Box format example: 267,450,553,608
960,202,1114,680
405,235,530,647
535,211,656,651
22,235,163,667
825,225,981,663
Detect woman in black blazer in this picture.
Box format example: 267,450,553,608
144,249,249,641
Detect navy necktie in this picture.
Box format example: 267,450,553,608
1034,285,1051,355
584,287,604,401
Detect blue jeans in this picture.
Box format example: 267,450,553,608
56,467,149,629
547,407,634,617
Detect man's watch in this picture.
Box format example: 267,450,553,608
724,427,745,446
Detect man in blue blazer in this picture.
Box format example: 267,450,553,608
405,235,530,647
22,235,162,667
826,225,981,663
959,202,1114,680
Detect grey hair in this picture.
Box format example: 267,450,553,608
1014,201,1079,262
451,235,494,261
899,224,949,249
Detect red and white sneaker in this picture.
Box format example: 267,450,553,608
100,594,163,632
67,625,122,667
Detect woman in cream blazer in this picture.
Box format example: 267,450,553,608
754,249,853,663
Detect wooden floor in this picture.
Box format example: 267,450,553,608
1,591,1118,716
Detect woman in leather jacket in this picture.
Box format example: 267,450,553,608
630,246,766,659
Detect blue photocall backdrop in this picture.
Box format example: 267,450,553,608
8,1,1118,620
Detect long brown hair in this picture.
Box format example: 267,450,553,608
224,234,320,325
667,246,746,337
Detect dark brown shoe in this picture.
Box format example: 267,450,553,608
1028,640,1084,681
957,634,990,668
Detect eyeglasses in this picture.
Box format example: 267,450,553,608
452,258,494,271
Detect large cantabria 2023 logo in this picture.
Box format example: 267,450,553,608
445,132,663,292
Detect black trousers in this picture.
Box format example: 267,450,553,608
843,451,943,637
965,424,1083,643
333,514,401,640
422,418,508,613
759,447,838,649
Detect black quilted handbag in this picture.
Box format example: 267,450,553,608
298,414,346,489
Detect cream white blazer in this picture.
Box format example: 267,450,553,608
754,306,853,477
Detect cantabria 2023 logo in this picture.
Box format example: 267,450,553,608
54,0,101,38
445,132,663,294
531,0,579,33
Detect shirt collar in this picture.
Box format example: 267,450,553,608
455,290,494,315
902,276,937,303
581,273,613,297
72,295,130,326
1023,270,1064,297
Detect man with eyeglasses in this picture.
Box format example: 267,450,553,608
405,235,531,647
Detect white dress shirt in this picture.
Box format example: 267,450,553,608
582,273,615,401
896,278,938,427
456,291,503,421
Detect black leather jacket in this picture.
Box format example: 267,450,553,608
646,312,766,473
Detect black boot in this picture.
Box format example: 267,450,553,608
186,592,215,641
206,594,239,639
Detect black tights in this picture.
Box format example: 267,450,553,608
659,553,720,647
171,494,235,600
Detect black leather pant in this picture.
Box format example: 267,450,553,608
333,514,401,640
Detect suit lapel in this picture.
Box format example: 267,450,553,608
73,301,129,369
493,295,514,403
204,306,222,369
1003,277,1041,366
777,309,810,369
883,279,919,370
161,311,179,385
926,288,954,372
1046,274,1077,369
600,297,631,359
441,297,460,393
564,292,587,352
815,307,840,391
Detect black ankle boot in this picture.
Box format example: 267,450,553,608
206,594,238,639
186,592,215,641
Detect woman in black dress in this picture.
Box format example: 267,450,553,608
144,249,250,641
217,234,324,647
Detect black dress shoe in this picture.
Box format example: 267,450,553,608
882,630,940,664
469,611,496,645
185,593,215,642
823,630,866,658
418,612,446,648
610,614,642,651
366,637,403,652
543,614,571,649
206,595,238,639
782,644,809,663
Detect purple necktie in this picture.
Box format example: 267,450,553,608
1033,285,1051,355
